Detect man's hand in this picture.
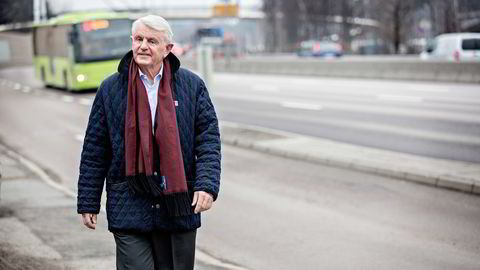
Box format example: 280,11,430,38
192,191,213,214
81,213,97,230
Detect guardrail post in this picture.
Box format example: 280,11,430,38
196,45,214,90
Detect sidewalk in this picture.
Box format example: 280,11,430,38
1,121,479,269
0,143,243,270
220,121,480,195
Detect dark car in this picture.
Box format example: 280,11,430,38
297,40,343,58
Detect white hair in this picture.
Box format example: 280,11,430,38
132,15,173,44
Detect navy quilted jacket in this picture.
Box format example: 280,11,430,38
77,51,221,232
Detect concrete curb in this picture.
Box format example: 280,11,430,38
219,121,480,196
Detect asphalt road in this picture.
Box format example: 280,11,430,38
1,67,480,269
2,66,480,163
210,73,480,162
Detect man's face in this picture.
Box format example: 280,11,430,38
132,22,173,69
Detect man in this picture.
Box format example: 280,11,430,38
77,15,221,270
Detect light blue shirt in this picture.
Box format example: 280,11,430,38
138,65,163,131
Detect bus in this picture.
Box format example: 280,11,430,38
32,12,133,91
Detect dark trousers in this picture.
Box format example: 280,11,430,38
113,230,197,270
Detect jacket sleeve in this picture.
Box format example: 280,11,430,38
77,84,110,214
193,81,221,200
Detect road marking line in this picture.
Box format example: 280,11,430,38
312,117,480,145
406,88,449,93
22,86,31,93
282,101,322,110
0,145,76,198
215,92,480,124
376,95,423,103
14,83,22,91
196,251,250,270
61,95,74,103
251,85,279,92
78,98,93,106
75,134,84,142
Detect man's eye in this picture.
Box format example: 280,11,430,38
135,37,143,42
148,39,158,45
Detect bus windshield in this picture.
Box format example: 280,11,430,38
73,19,132,62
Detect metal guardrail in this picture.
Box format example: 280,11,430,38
181,57,480,84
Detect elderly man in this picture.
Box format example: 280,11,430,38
77,15,221,270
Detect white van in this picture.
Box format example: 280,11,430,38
420,33,480,62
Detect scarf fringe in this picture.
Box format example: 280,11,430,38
164,192,194,217
126,175,164,198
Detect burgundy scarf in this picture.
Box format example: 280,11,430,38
125,57,192,217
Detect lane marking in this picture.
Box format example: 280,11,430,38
0,144,76,198
196,251,250,270
281,101,322,111
78,98,93,106
406,87,449,93
304,117,480,145
61,95,74,103
221,107,480,145
14,83,22,91
22,86,32,93
251,85,279,92
376,95,423,103
215,93,480,124
75,134,84,142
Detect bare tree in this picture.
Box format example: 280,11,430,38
262,0,480,54
263,0,357,52
0,0,33,24
369,0,424,53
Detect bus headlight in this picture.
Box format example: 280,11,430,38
77,74,86,82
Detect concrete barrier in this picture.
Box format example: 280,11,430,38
0,32,33,68
181,57,480,84
0,30,478,84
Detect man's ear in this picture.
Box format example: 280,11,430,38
165,43,174,57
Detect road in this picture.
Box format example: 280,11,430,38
1,67,480,269
211,73,480,162
2,67,480,163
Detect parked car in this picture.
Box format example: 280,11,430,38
420,33,480,62
296,40,343,58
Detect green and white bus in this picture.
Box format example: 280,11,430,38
33,12,132,91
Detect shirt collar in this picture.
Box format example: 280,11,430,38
138,64,163,83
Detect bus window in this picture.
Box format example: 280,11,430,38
33,27,49,56
49,25,69,58
72,19,132,62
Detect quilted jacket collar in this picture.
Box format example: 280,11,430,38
118,50,181,75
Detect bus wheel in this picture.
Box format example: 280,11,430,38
63,70,71,91
40,67,46,81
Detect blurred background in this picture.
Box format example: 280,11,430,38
1,0,480,57
0,1,480,270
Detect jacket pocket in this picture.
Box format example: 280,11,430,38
108,181,128,192
106,180,152,230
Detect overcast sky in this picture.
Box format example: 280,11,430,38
48,0,263,14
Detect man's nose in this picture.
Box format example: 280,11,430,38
140,39,148,49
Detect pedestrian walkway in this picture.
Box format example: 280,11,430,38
1,120,479,269
0,143,242,270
